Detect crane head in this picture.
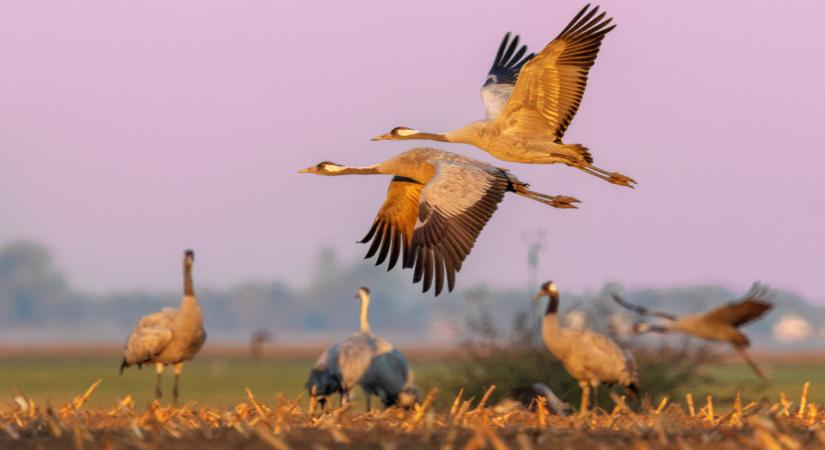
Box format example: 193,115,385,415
184,249,195,264
298,161,346,175
532,280,557,301
397,385,420,410
371,126,419,141
354,286,370,300
306,368,343,401
632,322,651,334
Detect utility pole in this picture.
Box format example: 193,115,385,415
522,229,546,344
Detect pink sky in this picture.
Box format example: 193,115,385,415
2,1,824,301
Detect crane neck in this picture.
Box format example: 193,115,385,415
408,132,449,142
338,165,382,175
316,164,383,176
443,122,485,144
358,291,371,334
647,325,669,334
544,291,559,316
183,260,195,297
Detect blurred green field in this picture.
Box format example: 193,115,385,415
0,350,451,409
0,351,823,410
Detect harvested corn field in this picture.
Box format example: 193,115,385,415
2,381,825,449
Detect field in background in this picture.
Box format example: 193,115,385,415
0,347,824,410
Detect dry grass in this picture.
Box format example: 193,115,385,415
2,381,825,449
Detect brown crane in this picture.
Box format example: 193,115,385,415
372,4,635,188
532,281,639,415
299,147,579,296
611,283,774,378
120,250,207,404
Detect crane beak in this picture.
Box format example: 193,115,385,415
371,133,393,141
530,291,545,302
298,166,316,174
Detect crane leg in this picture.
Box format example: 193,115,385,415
591,383,599,411
339,389,351,408
736,347,766,379
578,380,590,417
154,363,164,400
366,394,372,413
575,164,636,188
173,362,183,406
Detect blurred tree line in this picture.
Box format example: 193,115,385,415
0,239,823,347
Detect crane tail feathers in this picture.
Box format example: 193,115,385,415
559,144,593,164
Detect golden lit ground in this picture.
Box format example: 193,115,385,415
0,349,824,448
1,382,825,449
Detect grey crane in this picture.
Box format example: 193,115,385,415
372,5,635,188
299,147,579,296
307,287,417,411
532,281,638,415
611,283,774,378
120,249,207,404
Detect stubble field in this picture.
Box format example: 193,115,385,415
0,347,824,449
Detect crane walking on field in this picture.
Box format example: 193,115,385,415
120,250,207,404
372,5,635,188
611,282,774,378
299,147,579,296
532,281,638,415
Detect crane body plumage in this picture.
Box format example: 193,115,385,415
359,348,418,408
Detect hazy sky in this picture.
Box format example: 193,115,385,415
2,1,824,301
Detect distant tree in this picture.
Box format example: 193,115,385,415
0,240,72,324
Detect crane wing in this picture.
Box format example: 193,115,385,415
359,156,510,296
124,311,175,365
576,329,638,384
481,33,535,120
610,292,678,321
495,4,615,140
359,176,423,272
703,283,774,327
337,334,377,390
408,161,509,296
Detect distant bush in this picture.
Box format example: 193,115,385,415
425,288,717,410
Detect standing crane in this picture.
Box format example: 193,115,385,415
371,5,635,187
611,282,774,378
532,281,638,415
120,250,207,404
299,147,578,296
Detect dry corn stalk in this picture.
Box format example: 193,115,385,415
798,382,810,418
537,396,548,428
450,388,464,417
60,379,103,417
686,393,695,417
704,395,714,423
405,388,437,431
473,386,496,412
655,397,669,414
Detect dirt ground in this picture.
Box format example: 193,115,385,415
2,421,825,450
